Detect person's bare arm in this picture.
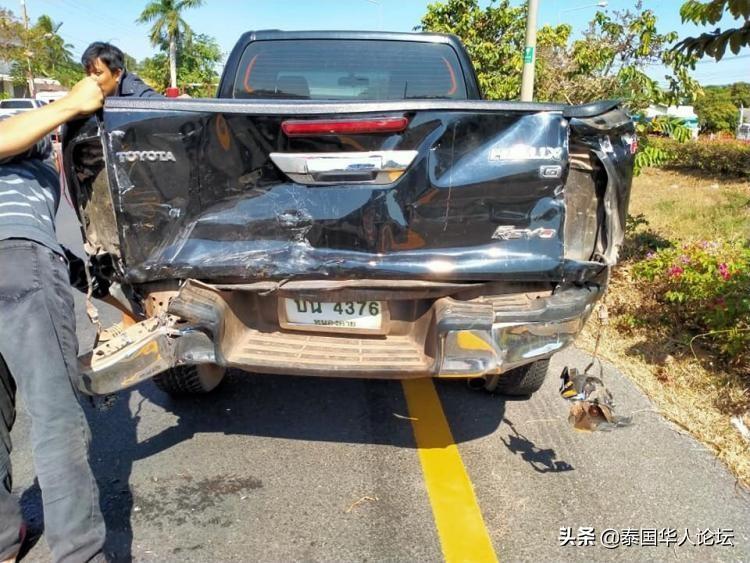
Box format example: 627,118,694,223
0,76,104,160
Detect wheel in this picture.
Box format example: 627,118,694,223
493,359,550,396
0,355,16,493
153,364,226,395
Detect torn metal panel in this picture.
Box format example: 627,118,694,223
568,109,635,265
67,108,597,283
64,102,633,286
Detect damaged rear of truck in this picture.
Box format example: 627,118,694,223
63,31,634,397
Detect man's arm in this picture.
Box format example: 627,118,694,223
0,76,103,161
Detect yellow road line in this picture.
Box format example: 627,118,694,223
402,378,499,563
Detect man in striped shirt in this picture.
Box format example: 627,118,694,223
0,77,107,563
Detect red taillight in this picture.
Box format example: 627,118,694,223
281,117,409,137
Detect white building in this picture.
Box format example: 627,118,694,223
0,61,24,98
0,61,66,99
738,107,750,141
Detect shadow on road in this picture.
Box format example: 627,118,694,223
140,371,507,450
74,371,509,561
85,391,140,563
500,417,574,473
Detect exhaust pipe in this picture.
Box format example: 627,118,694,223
467,376,488,391
467,374,502,393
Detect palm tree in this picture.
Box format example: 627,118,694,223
136,0,203,89
34,15,74,78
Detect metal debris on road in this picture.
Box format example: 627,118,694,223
559,367,632,432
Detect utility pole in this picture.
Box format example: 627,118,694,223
366,0,383,31
520,0,538,102
20,0,35,98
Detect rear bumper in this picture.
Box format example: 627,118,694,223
438,285,599,378
77,281,602,395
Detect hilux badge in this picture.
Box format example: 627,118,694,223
489,144,563,161
116,150,177,163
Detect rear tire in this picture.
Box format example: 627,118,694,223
494,359,550,396
0,355,16,493
153,364,226,395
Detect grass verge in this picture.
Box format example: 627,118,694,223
576,168,750,486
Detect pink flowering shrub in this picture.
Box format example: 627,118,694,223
633,240,750,363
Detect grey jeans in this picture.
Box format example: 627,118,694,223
0,239,105,562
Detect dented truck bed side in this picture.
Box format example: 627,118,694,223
64,98,633,285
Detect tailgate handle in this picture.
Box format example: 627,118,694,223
270,151,418,185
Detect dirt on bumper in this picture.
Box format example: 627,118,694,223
77,280,603,396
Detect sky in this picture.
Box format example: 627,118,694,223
2,0,748,87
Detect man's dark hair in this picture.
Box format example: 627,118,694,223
81,42,125,74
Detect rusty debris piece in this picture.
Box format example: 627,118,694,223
345,495,379,513
559,367,632,432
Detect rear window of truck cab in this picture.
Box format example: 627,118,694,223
233,39,467,100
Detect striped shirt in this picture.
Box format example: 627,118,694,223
0,157,62,255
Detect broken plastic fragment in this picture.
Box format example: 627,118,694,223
559,367,631,432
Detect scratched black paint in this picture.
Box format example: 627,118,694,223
63,100,633,284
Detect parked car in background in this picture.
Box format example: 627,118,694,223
1,95,69,142
0,97,46,116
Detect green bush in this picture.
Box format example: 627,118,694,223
633,240,750,365
647,137,750,177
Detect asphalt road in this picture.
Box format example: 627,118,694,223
8,198,750,562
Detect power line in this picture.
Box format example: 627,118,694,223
65,0,145,36
34,0,144,40
642,53,750,67
694,53,750,64
25,0,163,62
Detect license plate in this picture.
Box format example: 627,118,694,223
280,299,388,334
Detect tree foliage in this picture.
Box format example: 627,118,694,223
418,0,701,176
27,15,80,85
633,116,693,175
137,0,203,48
417,0,571,100
561,4,701,109
694,85,741,132
727,81,750,107
419,0,701,109
139,33,221,97
137,0,204,88
674,0,750,60
0,8,24,62
0,9,80,89
542,5,703,108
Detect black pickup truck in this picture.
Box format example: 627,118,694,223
63,30,635,397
